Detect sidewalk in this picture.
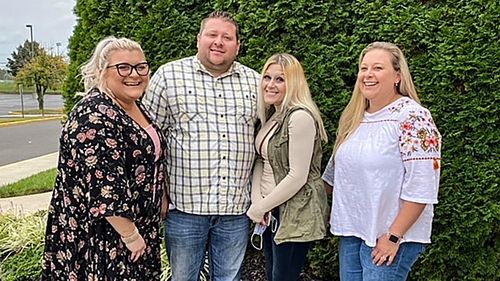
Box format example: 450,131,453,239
0,153,58,214
0,192,52,215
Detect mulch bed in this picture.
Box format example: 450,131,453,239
241,246,320,281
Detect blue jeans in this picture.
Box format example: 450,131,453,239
339,236,426,281
262,211,312,281
164,210,249,281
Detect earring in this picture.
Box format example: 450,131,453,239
395,81,401,94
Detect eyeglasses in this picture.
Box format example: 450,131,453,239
107,62,150,77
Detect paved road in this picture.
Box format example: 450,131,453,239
0,119,61,166
0,93,64,116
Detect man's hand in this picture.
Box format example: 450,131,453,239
161,195,169,220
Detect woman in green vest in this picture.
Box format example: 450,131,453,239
246,53,329,281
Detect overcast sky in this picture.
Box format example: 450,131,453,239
0,0,76,69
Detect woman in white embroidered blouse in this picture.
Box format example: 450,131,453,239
322,42,441,281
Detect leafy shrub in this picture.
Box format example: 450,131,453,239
0,211,180,280
0,211,46,280
0,244,44,281
62,0,499,280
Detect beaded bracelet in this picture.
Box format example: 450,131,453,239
121,227,140,244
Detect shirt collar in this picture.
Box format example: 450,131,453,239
193,54,241,78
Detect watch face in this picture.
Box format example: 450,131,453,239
389,234,400,243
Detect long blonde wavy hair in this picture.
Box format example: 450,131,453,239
257,53,328,142
333,42,420,153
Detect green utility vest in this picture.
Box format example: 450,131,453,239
264,106,329,244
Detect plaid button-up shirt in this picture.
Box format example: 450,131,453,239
143,56,260,215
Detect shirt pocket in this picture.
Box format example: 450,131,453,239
169,90,206,123
235,86,257,125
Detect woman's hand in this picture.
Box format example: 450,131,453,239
372,201,425,266
125,234,146,262
261,212,271,226
105,217,147,262
246,204,267,225
371,233,400,266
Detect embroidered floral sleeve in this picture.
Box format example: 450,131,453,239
399,105,442,203
70,103,135,221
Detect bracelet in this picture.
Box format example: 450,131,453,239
121,227,140,244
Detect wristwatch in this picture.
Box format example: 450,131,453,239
388,233,402,244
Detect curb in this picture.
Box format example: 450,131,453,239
0,116,62,128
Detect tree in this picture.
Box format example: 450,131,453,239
0,69,13,80
16,52,67,112
6,40,44,77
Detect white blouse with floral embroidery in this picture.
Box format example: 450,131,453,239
322,97,441,247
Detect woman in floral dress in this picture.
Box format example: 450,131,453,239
42,36,167,280
322,42,441,281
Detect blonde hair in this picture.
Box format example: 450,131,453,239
80,36,144,92
257,53,328,142
333,41,420,153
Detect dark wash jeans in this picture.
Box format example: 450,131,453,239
262,210,312,281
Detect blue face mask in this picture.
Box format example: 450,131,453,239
251,224,267,250
250,213,278,250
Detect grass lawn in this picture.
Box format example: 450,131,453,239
0,81,28,92
0,168,56,198
0,108,64,125
0,81,61,94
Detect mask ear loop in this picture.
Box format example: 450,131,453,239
271,215,278,233
251,232,263,250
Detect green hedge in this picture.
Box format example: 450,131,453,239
60,0,499,280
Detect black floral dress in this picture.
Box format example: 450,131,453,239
42,89,167,280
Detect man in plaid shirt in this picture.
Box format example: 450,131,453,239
143,11,260,281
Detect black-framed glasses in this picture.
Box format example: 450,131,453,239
107,62,150,77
